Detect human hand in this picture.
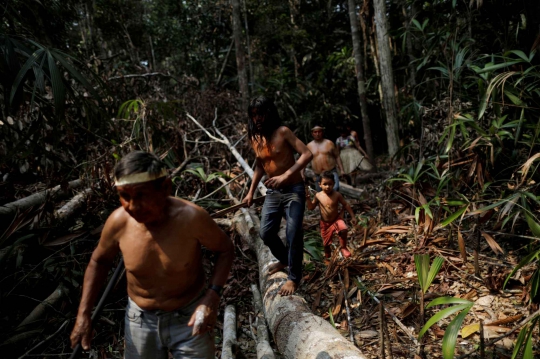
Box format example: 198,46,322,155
264,174,287,189
70,313,92,350
188,291,219,336
351,218,358,226
242,193,254,207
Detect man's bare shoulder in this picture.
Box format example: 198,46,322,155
276,125,293,137
105,207,130,231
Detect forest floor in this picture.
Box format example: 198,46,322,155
213,172,537,359
2,167,537,359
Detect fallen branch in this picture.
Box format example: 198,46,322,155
55,188,92,221
17,320,69,359
234,213,366,358
107,72,187,86
250,284,275,359
456,307,540,359
186,111,267,196
0,180,83,217
16,283,69,330
222,305,237,359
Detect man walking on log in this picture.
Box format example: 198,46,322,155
70,151,234,358
242,96,313,296
305,125,344,192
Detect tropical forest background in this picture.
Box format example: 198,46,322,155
1,0,540,358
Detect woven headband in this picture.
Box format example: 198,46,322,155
114,168,168,186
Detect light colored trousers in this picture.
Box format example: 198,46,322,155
124,295,214,359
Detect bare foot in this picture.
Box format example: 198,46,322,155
268,262,287,275
340,247,352,258
278,280,298,296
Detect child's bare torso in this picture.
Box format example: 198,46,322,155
116,199,205,311
316,190,341,223
252,126,303,184
307,139,337,174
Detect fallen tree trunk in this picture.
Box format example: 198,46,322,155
222,305,237,359
0,180,83,217
234,213,366,359
304,168,364,199
250,284,275,359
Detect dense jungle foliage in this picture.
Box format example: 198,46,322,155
1,0,540,358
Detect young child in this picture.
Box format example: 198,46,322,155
242,96,313,296
306,171,357,260
70,151,234,358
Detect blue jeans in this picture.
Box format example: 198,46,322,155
124,293,213,359
314,169,340,192
259,182,305,283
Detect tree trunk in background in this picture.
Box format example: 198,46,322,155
242,0,253,92
402,3,417,89
373,0,400,157
347,0,375,166
231,0,249,109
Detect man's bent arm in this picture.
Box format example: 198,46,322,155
282,127,313,178
244,160,265,202
71,212,121,349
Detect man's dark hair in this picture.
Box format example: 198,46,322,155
114,151,167,187
247,96,282,148
320,171,335,183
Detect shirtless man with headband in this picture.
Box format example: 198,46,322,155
70,151,234,358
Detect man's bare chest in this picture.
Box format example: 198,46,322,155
254,138,290,161
120,226,200,278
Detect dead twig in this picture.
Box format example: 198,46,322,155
355,276,419,345
456,307,540,359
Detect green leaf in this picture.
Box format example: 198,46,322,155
412,19,422,31
10,49,45,103
512,325,529,359
47,51,66,119
524,211,540,238
50,49,100,99
426,296,473,308
414,254,429,292
442,308,471,359
418,304,470,338
426,257,444,292
439,206,467,227
504,90,524,106
475,60,522,74
503,250,539,288
509,50,530,63
328,309,335,328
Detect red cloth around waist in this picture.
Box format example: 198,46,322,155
320,218,347,246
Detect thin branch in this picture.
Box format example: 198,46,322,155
107,72,183,84
17,320,69,359
194,173,246,203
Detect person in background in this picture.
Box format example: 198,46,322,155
336,127,373,185
305,171,357,262
306,125,344,192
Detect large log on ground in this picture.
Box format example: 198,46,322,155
233,211,366,359
0,179,83,217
